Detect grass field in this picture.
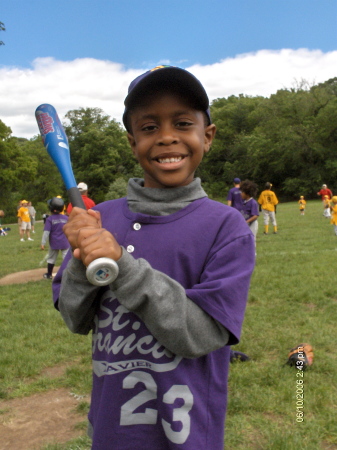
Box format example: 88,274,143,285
1,200,337,449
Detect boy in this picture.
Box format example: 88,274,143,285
240,179,259,245
298,196,306,215
258,182,279,234
227,177,243,210
17,200,33,241
53,66,255,449
41,197,70,279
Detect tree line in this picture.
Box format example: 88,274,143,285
1,77,336,222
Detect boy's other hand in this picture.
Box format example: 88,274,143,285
63,207,122,266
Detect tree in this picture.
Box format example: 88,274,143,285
64,108,136,203
19,136,65,202
0,121,37,218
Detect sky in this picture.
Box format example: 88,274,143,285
1,0,337,138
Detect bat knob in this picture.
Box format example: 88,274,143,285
86,257,119,286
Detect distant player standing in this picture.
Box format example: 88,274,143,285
41,197,70,279
240,180,259,244
258,182,279,234
227,177,243,211
298,196,306,215
17,200,33,241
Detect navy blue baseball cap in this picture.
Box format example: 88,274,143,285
123,65,211,131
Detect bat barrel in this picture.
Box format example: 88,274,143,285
35,104,77,191
35,103,119,286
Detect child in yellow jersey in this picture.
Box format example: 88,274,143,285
258,182,279,234
298,196,306,215
330,196,337,235
17,200,33,241
323,195,331,218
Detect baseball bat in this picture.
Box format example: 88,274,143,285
35,104,119,286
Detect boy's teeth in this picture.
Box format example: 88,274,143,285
158,157,183,163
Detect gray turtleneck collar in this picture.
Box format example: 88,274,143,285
127,177,208,216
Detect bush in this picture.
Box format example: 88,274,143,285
104,178,128,201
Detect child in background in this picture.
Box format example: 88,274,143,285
330,196,337,235
258,182,279,234
323,195,331,218
41,197,70,279
17,200,33,241
240,179,259,246
53,65,255,449
298,196,306,215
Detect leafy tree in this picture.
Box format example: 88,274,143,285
202,78,337,200
19,136,65,202
0,121,37,218
105,178,128,200
64,108,136,204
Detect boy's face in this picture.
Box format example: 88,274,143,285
127,93,216,189
241,191,249,200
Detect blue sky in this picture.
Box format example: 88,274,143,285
1,0,336,137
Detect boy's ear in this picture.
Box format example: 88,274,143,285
127,133,137,158
204,124,216,154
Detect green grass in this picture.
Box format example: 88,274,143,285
1,202,337,449
226,200,337,449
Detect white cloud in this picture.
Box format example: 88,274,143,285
0,48,336,138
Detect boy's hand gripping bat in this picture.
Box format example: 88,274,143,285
35,104,119,286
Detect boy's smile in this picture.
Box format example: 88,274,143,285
127,93,216,189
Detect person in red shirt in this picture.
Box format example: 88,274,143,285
66,182,96,214
317,184,332,201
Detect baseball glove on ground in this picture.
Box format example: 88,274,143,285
287,343,314,370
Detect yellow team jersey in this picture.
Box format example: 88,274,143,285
258,190,279,212
17,206,30,222
299,200,306,210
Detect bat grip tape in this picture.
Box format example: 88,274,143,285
68,187,86,210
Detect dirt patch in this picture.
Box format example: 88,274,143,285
0,388,90,449
0,270,90,449
0,268,60,285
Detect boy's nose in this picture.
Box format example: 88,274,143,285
156,125,179,146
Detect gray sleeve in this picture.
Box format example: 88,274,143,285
110,249,229,358
58,249,229,358
58,257,100,335
41,230,50,246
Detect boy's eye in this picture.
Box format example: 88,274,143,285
176,121,193,127
141,124,157,132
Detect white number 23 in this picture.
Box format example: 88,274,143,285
120,371,193,444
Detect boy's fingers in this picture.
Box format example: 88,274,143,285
76,229,122,267
87,209,102,227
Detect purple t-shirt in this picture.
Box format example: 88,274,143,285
240,198,259,221
53,197,255,449
44,213,70,250
227,187,243,210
